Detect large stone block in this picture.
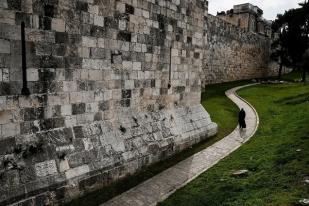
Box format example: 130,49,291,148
0,39,10,54
35,160,58,177
51,18,65,32
65,164,90,179
94,15,104,27
0,9,15,25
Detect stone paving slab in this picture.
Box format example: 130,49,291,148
101,84,259,206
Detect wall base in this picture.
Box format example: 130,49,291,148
2,104,217,205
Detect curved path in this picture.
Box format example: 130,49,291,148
101,84,259,206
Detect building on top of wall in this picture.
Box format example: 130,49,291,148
217,3,272,37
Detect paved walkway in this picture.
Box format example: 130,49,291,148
101,84,259,206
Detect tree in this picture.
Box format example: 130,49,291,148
271,24,290,80
303,49,309,82
271,1,309,81
299,1,309,82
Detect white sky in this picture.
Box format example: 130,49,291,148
208,0,302,20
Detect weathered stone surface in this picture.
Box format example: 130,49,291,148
202,15,271,86
65,164,90,179
34,160,58,177
0,0,273,205
102,84,258,206
0,39,10,54
0,137,15,155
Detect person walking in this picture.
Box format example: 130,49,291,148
238,108,246,129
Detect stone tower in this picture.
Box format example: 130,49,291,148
217,3,272,37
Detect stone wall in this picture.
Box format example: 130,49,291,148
268,61,293,77
202,14,271,85
0,0,217,205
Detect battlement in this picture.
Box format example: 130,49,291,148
233,3,263,16
217,3,271,37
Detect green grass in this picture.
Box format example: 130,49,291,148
269,70,307,82
201,80,250,140
158,83,309,206
281,70,304,82
65,81,248,206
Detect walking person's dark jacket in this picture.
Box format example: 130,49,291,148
238,108,246,129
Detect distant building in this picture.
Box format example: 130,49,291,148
217,3,272,37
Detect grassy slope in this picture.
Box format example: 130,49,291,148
159,83,309,206
201,80,249,142
269,70,306,82
65,81,247,206
281,70,304,82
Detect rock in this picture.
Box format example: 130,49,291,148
3,154,17,170
304,178,309,184
299,199,309,205
16,160,26,170
231,169,249,177
297,149,302,152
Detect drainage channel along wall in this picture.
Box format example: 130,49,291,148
0,0,217,205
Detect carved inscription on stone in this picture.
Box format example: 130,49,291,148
35,160,58,177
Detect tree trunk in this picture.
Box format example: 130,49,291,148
302,67,306,83
278,62,283,80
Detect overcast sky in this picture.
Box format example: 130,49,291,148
208,0,302,20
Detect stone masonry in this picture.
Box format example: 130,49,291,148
217,3,272,37
202,14,272,85
0,0,219,205
0,0,274,204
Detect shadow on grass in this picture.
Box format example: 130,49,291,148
275,92,309,105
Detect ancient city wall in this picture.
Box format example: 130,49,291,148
0,0,218,205
202,14,271,85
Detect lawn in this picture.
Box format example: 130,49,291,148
269,71,308,82
65,81,248,206
158,82,309,206
281,70,305,82
201,80,250,141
